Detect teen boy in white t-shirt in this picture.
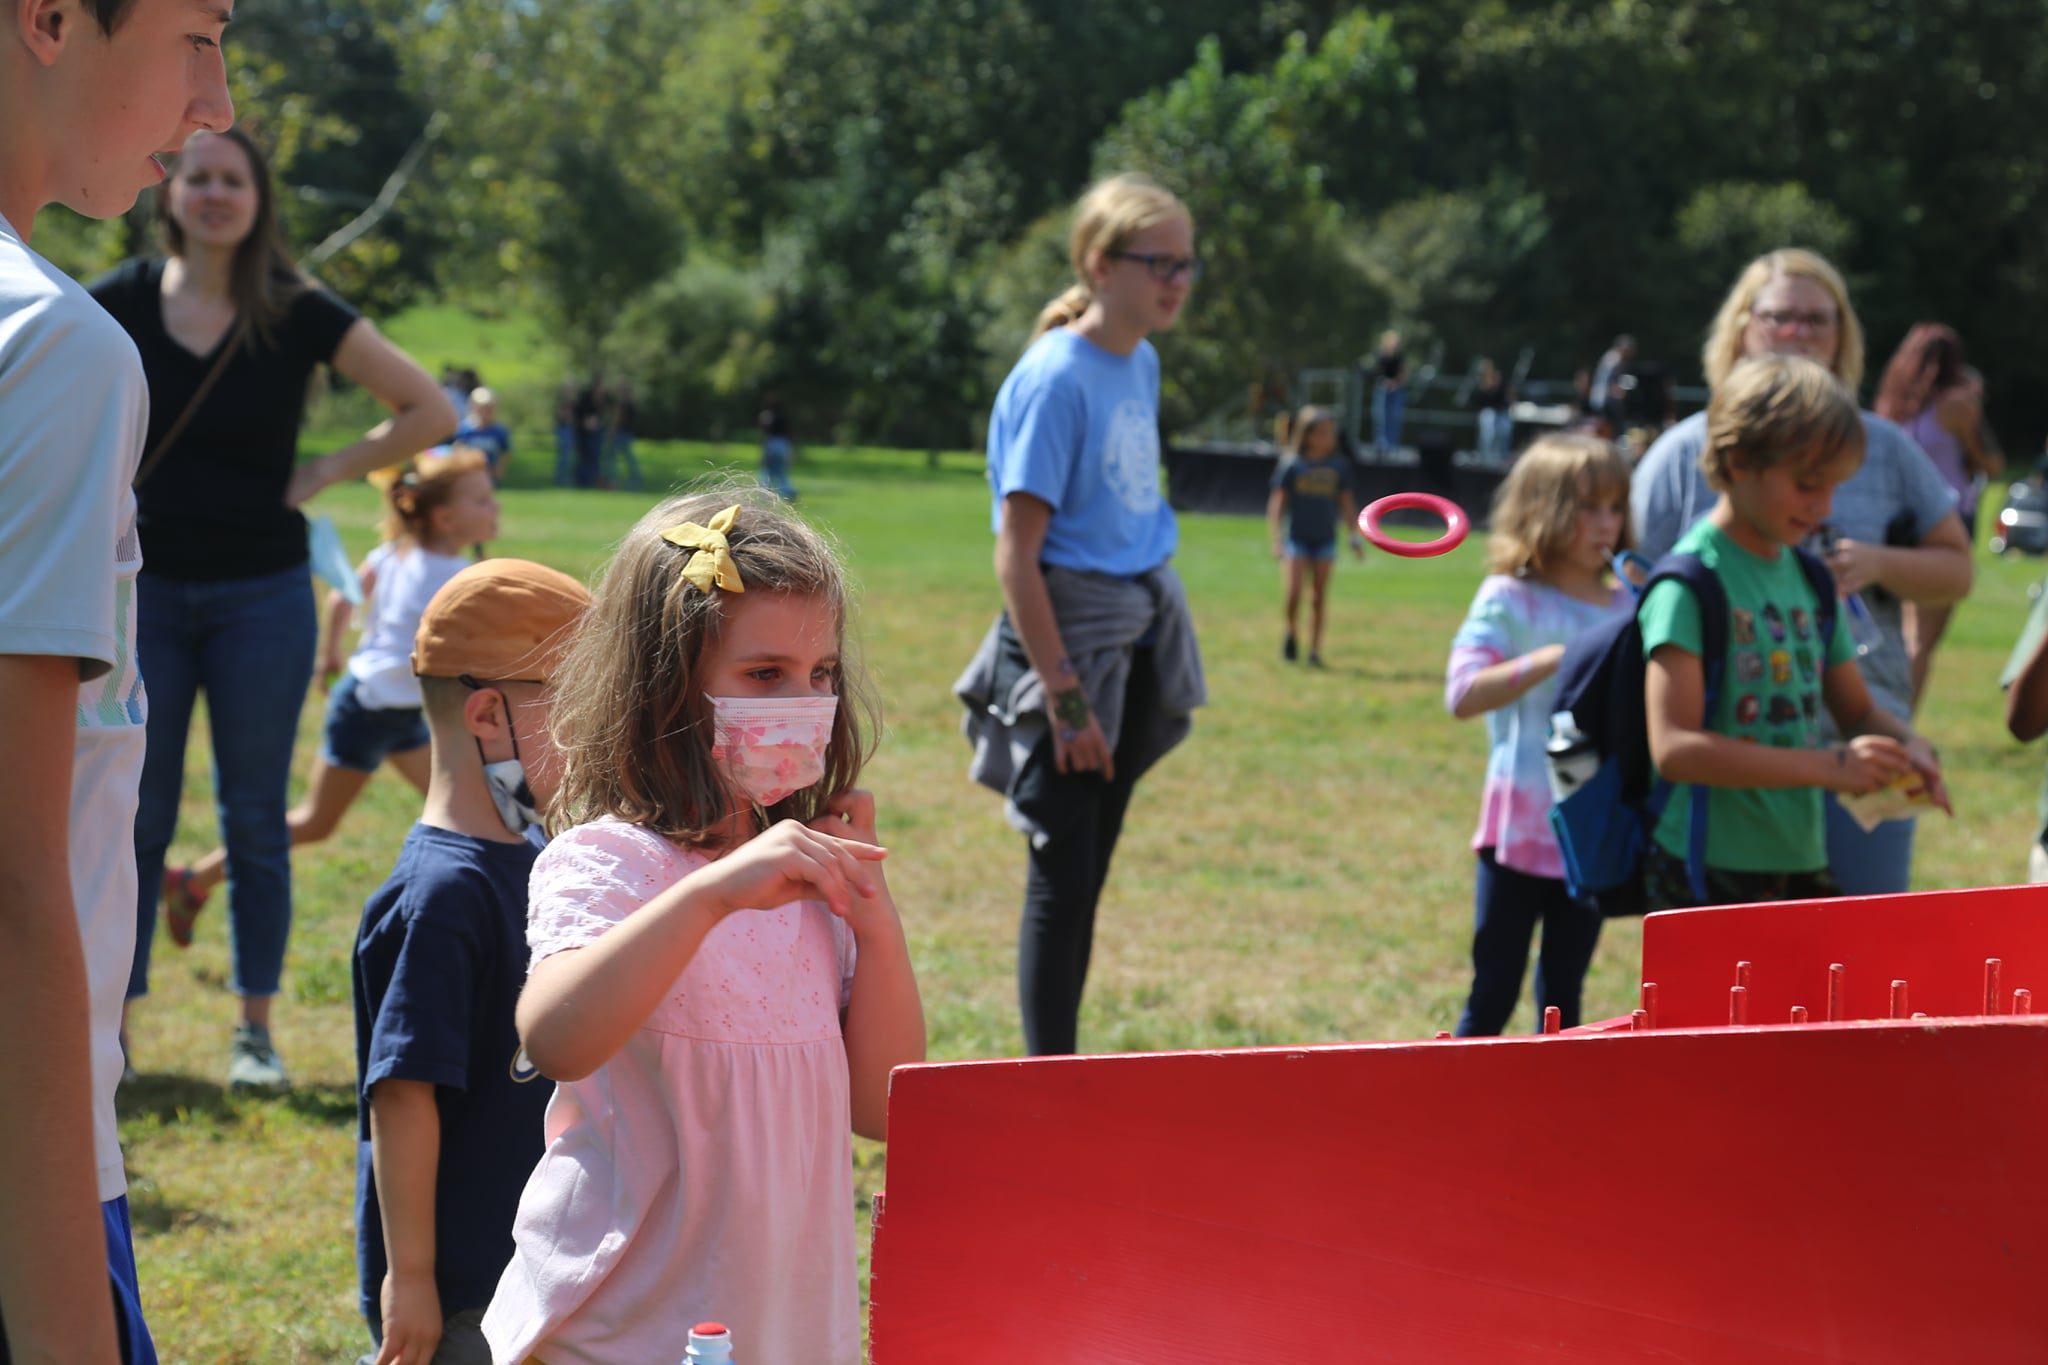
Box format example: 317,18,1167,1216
0,2,231,1357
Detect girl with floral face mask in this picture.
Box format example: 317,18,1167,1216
480,490,926,1365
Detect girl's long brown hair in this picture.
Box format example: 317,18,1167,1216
1873,322,1967,424
548,485,878,846
158,127,310,346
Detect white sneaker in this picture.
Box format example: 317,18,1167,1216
228,1022,289,1091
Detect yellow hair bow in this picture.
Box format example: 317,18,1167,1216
660,505,747,594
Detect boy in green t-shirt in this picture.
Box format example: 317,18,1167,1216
1640,355,1949,909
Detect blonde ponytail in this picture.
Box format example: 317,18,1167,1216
1031,284,1095,341
1028,173,1191,344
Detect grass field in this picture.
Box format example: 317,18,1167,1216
118,434,2044,1360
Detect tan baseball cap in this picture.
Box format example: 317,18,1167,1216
412,559,591,681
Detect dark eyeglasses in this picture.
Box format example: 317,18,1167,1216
1109,251,1205,284
1751,307,1837,332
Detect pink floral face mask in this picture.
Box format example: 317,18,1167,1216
708,694,839,806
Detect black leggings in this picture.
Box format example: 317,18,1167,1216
1014,648,1159,1056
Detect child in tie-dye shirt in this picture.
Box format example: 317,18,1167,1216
1443,435,1635,1035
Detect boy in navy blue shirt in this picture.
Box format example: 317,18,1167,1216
353,559,590,1365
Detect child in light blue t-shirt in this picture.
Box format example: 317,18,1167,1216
975,173,1203,1056
986,326,1177,578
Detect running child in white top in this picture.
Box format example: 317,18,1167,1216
483,489,926,1365
161,446,498,944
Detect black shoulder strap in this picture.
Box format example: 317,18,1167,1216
1641,552,1731,682
1791,547,1840,654
1640,552,1729,903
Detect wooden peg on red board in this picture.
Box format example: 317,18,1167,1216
2017,988,2035,1016
1542,1006,1561,1034
1985,958,2003,1016
1640,981,1659,1031
1630,1009,1648,1031
1828,963,1846,1021
1729,986,1749,1026
1790,1005,1809,1025
1890,980,1910,1020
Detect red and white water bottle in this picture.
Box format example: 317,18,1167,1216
684,1321,733,1363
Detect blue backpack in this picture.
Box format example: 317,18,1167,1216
1546,548,1837,915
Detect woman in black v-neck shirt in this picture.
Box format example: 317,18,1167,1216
90,128,454,1089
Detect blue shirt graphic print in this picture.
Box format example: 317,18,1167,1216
986,327,1178,577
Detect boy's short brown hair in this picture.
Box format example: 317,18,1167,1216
87,0,137,33
1701,354,1866,492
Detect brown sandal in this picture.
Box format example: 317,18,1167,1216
162,865,209,948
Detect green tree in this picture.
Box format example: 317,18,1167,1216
1086,18,1415,423
1674,182,1856,305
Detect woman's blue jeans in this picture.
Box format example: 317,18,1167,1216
1373,385,1407,455
553,424,576,487
1824,795,1916,897
607,433,644,491
130,565,316,1000
760,435,797,500
1478,407,1512,464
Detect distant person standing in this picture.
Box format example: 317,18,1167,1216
456,386,512,482
573,380,605,489
1471,356,1514,466
759,391,797,501
1370,329,1408,456
439,366,470,438
1874,322,2001,708
552,382,578,487
1589,334,1635,428
93,127,456,1090
606,380,644,492
955,173,1208,1057
1267,405,1364,666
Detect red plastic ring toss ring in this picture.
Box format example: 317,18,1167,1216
1358,492,1470,558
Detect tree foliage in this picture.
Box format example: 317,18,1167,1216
30,0,2048,444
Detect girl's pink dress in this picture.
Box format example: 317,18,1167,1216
481,817,859,1365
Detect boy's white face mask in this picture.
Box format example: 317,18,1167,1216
482,753,541,836
468,679,543,836
708,694,839,806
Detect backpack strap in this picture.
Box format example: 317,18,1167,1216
1639,553,1730,904
1791,547,1841,660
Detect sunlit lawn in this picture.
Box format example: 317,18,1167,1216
119,438,2042,1360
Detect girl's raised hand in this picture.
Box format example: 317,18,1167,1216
703,818,887,919
810,788,880,846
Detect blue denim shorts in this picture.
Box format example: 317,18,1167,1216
1284,537,1338,563
321,672,430,772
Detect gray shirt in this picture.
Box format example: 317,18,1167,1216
955,563,1206,841
1630,409,1959,722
